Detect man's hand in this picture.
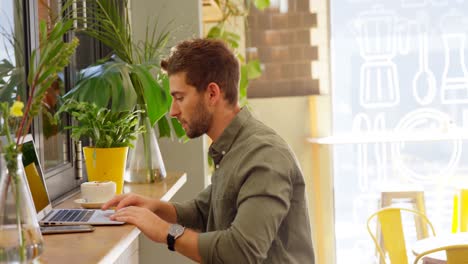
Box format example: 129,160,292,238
101,193,159,212
110,206,170,243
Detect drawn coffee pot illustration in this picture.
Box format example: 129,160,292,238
439,9,468,104
353,6,411,109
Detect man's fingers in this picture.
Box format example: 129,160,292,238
101,195,121,210
101,193,129,210
111,206,139,223
114,196,139,211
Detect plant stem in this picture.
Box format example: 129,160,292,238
130,73,156,182
16,63,43,146
12,164,26,261
143,116,154,182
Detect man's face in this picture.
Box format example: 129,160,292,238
169,72,213,138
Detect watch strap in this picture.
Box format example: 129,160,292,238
167,233,176,251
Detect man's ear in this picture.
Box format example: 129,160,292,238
206,82,222,105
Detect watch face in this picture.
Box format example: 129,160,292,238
169,224,185,238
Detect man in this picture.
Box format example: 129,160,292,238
102,38,315,263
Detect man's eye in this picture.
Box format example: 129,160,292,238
175,97,183,101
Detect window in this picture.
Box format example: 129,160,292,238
36,0,113,201
1,0,112,202
330,1,468,263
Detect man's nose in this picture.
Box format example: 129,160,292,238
169,102,179,117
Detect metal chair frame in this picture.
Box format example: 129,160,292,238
367,207,436,264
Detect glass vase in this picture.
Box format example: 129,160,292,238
125,109,166,183
0,153,44,263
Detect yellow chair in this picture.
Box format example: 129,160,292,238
414,245,468,264
367,207,436,264
452,188,468,233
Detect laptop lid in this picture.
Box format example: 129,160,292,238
19,134,54,221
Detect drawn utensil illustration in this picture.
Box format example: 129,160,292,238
412,21,437,105
439,10,468,104
373,113,387,184
354,6,400,109
391,109,462,184
353,113,372,191
397,18,413,55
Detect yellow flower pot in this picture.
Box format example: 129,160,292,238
83,147,129,194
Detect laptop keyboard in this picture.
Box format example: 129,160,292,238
50,209,94,222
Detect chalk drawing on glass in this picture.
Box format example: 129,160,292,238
401,0,427,8
439,10,468,104
391,109,462,184
350,194,380,263
463,109,468,128
353,113,372,191
412,15,437,105
397,18,413,55
430,0,449,6
353,193,379,225
354,6,400,109
374,113,388,184
401,0,448,7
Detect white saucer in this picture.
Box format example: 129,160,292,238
74,199,105,209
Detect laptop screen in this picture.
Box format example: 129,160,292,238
20,136,51,214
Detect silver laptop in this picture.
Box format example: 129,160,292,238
21,134,124,226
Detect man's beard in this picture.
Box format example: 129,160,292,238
184,99,212,138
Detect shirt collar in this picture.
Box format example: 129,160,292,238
209,107,251,165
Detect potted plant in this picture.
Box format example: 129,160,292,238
55,99,144,194
60,0,184,183
0,17,78,262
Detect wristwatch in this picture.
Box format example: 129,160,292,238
167,224,185,251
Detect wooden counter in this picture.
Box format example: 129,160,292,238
38,172,187,264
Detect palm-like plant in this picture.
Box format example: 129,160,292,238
61,0,184,182
0,14,26,108
62,0,183,138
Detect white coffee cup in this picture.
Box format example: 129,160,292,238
80,181,116,203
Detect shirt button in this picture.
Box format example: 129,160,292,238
222,151,226,155
215,164,220,169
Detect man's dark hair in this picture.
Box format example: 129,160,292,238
161,38,240,106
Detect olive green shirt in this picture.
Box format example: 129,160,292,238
173,108,315,264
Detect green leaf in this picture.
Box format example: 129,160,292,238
207,26,222,39
57,100,143,148
160,73,171,104
246,60,262,80
36,67,58,86
27,50,36,85
40,41,65,66
157,116,171,138
254,0,270,10
0,58,14,74
65,61,137,111
239,65,248,106
224,31,241,42
39,21,47,45
131,65,169,126
0,59,26,103
170,117,185,138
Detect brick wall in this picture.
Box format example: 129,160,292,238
246,0,319,98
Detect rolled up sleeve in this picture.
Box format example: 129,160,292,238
173,185,212,231
198,151,293,264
